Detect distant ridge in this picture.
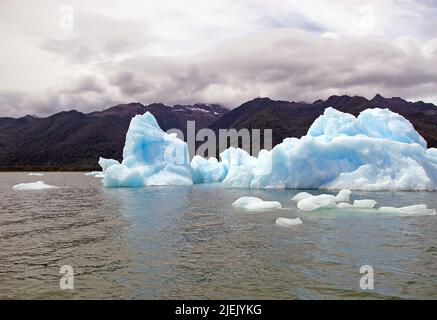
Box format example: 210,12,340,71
209,94,436,150
0,95,435,170
0,103,228,170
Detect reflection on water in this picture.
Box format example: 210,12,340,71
0,172,436,299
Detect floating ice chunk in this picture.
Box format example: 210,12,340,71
297,194,336,211
13,181,58,190
232,197,262,207
28,173,44,176
379,204,436,216
276,217,303,227
244,201,282,211
353,199,377,208
336,202,354,208
334,189,351,203
291,192,313,202
232,196,282,210
85,171,104,178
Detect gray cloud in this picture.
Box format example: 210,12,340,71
103,29,437,107
1,0,437,117
62,75,105,94
40,13,155,64
109,72,150,96
2,28,437,117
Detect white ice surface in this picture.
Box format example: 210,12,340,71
276,217,303,227
334,189,352,203
232,196,282,210
297,194,336,211
336,202,354,208
379,204,436,216
291,192,313,202
13,181,58,190
353,199,377,208
85,171,104,178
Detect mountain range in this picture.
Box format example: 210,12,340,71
0,94,435,170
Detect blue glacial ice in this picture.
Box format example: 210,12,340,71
100,107,437,190
101,112,192,187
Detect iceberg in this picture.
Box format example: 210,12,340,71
101,112,193,187
379,205,436,216
99,108,437,190
353,199,377,208
232,196,282,210
13,181,59,190
85,171,104,178
334,189,351,203
292,189,351,204
336,202,354,208
291,192,313,202
297,194,336,211
276,217,303,227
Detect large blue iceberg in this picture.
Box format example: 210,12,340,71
100,107,437,190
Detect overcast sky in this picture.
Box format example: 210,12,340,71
1,0,437,117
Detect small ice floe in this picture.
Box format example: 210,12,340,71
232,196,282,211
379,204,436,216
334,189,351,203
276,217,303,227
336,202,354,208
13,181,59,190
297,194,336,212
291,192,313,202
85,171,104,178
353,199,377,208
292,189,351,207
28,173,44,176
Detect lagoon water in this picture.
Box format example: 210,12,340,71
0,172,436,299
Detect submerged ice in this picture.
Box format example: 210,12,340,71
99,107,437,190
